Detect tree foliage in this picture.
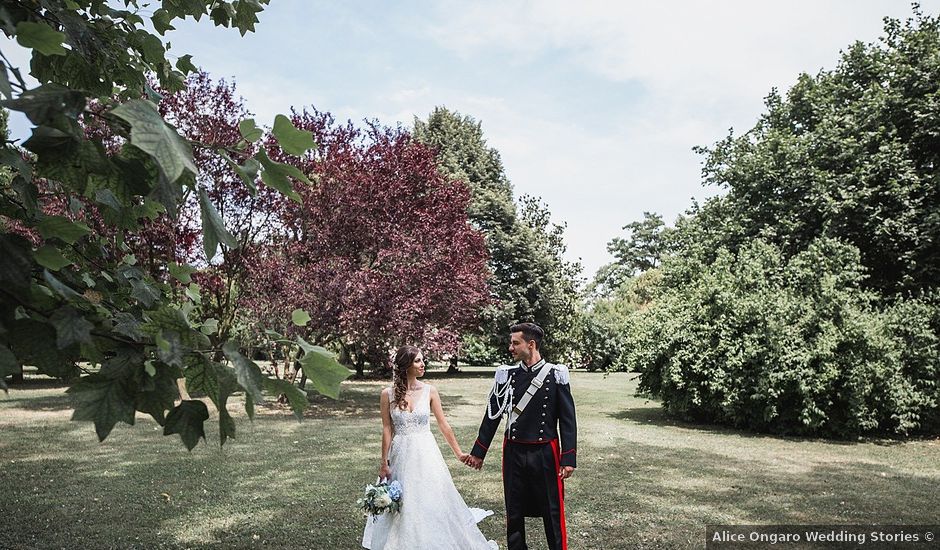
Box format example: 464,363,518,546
690,10,940,296
0,0,349,448
242,110,492,375
591,211,672,296
623,10,940,438
626,239,939,437
413,107,582,363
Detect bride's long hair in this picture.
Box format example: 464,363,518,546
392,345,421,411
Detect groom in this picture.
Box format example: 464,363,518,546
464,322,577,550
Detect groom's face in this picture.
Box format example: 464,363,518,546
509,332,533,362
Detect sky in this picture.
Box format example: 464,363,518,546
5,1,939,278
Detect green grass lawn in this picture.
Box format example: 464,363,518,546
1,368,938,549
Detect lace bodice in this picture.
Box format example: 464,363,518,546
390,384,431,436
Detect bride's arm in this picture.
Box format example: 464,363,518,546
429,385,467,461
379,388,393,479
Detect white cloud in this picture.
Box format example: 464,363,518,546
414,0,940,276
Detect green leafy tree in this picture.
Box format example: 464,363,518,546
578,268,661,371
0,0,349,449
690,9,940,296
592,211,672,296
627,238,939,437
413,107,582,363
623,9,940,438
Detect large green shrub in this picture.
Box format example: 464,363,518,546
629,238,939,437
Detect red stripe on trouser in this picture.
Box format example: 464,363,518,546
502,436,507,529
550,439,568,550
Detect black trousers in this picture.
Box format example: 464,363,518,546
503,439,567,550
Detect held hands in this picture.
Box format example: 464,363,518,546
463,454,483,470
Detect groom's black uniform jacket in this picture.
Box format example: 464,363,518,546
471,359,577,550
471,360,577,466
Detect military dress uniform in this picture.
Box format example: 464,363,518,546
471,359,577,550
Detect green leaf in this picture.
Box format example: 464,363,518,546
263,378,308,420
99,350,144,380
111,99,197,182
129,278,160,307
210,3,236,27
168,262,196,284
133,30,165,64
49,306,94,349
151,9,176,35
164,400,209,451
199,318,219,335
0,234,34,294
222,341,264,403
255,149,307,203
37,215,91,244
15,22,67,56
184,355,218,399
224,154,259,194
296,339,351,399
22,125,79,163
232,0,265,35
67,375,136,441
176,54,198,74
142,306,208,348
219,407,236,445
185,282,201,303
34,244,72,271
135,363,178,426
272,114,316,156
244,390,255,421
291,308,311,327
43,270,84,301
198,186,237,261
0,84,86,126
238,118,263,142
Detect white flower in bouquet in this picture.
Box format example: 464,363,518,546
357,479,404,518
374,493,392,508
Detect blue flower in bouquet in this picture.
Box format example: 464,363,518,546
387,480,402,502
357,479,403,518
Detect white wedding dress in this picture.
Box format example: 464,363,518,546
361,384,498,549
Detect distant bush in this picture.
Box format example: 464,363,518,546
626,238,939,438
578,269,661,371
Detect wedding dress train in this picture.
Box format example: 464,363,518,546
361,384,498,549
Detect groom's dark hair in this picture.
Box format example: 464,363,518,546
510,322,544,350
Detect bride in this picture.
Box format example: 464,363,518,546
361,345,498,549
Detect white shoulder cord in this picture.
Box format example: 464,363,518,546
486,377,513,420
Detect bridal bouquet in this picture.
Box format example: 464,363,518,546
357,479,403,517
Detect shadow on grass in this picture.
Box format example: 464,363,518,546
571,439,940,549
1,392,74,412
609,406,917,447
2,415,937,550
